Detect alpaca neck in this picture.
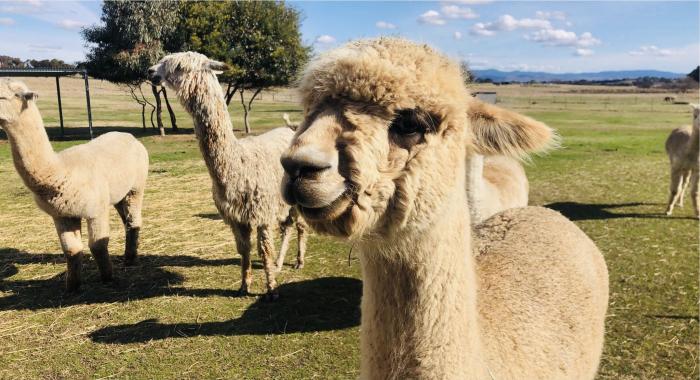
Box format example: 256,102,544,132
175,74,241,191
4,104,63,191
466,153,485,224
358,187,487,379
690,121,699,156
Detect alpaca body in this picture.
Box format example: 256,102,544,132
0,79,148,291
664,108,699,217
149,52,307,298
282,38,608,379
467,154,528,224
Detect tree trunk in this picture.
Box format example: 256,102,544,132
161,87,177,131
225,82,239,106
239,89,250,134
239,87,263,134
141,104,146,130
151,84,165,136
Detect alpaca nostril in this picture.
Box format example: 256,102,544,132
281,155,332,180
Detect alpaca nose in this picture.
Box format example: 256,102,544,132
281,147,334,180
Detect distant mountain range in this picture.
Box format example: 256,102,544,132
471,69,685,83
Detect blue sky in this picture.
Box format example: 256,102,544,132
0,0,698,73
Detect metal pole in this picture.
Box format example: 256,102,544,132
55,76,64,138
83,71,93,139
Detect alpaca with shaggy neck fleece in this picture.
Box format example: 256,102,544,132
148,52,308,299
281,38,608,379
664,104,699,218
0,79,148,291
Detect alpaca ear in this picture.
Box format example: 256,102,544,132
467,98,558,159
207,60,229,75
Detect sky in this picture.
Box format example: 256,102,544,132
0,0,698,74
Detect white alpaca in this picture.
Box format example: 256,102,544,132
664,104,699,218
148,52,307,299
0,79,148,291
281,38,608,379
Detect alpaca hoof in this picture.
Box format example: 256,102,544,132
665,210,673,216
294,262,304,270
123,256,138,267
263,291,280,302
65,280,81,293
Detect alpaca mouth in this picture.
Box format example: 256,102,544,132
149,75,162,86
298,191,353,222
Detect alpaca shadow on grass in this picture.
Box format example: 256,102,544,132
89,276,361,343
195,212,222,221
545,202,696,221
0,248,266,311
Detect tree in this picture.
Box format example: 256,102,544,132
181,1,310,133
82,0,180,135
689,66,699,82
460,62,473,84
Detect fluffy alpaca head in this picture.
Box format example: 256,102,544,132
282,38,554,239
281,38,472,239
692,103,699,129
0,79,38,129
148,52,228,95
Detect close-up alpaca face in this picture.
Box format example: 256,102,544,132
148,52,227,91
0,80,36,128
281,99,465,239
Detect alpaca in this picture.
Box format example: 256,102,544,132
282,113,300,131
281,38,608,379
467,154,528,223
0,79,148,291
664,104,699,218
148,52,307,299
465,99,555,223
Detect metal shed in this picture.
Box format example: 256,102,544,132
0,68,93,139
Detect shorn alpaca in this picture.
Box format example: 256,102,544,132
465,98,556,223
0,79,148,291
281,38,608,379
148,52,307,299
664,104,699,218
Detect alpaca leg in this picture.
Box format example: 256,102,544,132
231,223,253,296
665,168,683,215
257,225,279,301
691,169,699,218
294,218,308,270
276,216,294,271
116,190,144,266
87,213,113,282
678,171,691,207
53,217,83,291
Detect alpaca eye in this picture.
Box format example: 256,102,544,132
390,110,421,136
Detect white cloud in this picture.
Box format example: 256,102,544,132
470,14,551,36
454,31,463,40
315,35,336,44
535,11,566,21
449,0,492,4
0,17,15,26
629,45,674,57
418,10,446,25
376,21,396,29
526,28,600,49
440,5,478,19
574,48,594,57
56,19,86,30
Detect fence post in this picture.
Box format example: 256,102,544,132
83,71,94,139
55,76,64,138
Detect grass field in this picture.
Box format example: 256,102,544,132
0,78,697,379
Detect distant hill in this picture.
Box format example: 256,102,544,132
472,69,685,83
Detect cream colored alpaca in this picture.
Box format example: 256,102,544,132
466,99,556,223
0,79,148,291
148,52,307,299
664,104,699,218
281,38,608,379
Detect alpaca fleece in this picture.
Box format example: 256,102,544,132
664,105,699,217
